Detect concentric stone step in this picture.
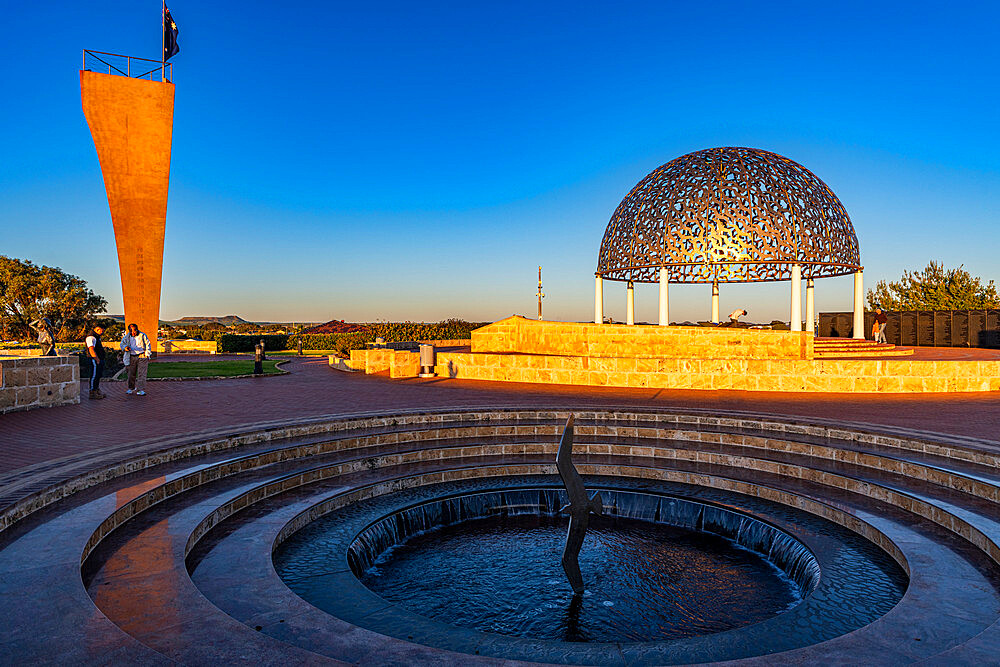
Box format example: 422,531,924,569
184,457,999,664
87,423,1000,661
3,408,1000,664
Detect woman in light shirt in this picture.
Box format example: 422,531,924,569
121,323,152,396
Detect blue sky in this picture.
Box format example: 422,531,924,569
1,1,997,323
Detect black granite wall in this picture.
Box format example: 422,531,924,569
818,310,1000,348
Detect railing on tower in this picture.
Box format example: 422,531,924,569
82,50,172,83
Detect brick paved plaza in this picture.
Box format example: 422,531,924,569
3,355,999,476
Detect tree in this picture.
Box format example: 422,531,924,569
0,256,108,341
867,261,1000,311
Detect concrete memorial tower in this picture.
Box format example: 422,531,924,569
81,54,175,353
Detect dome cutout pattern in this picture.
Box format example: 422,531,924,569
597,147,861,283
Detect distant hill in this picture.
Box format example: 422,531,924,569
301,319,370,334
103,314,323,328
170,315,250,326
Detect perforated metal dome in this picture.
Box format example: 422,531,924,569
597,147,861,283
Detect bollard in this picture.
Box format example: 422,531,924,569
254,342,263,375
419,344,436,377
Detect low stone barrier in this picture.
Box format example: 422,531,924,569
338,348,421,378
433,350,1000,392
0,354,80,413
156,339,216,354
331,339,470,377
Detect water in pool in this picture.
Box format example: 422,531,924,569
354,514,801,642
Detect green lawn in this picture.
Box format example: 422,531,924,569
148,360,283,378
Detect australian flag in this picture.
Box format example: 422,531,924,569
164,6,179,61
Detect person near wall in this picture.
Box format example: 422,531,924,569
874,307,889,344
30,318,57,356
85,325,107,400
729,309,748,326
121,323,152,396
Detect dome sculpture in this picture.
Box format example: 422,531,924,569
597,147,861,283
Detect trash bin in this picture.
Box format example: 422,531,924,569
419,344,436,377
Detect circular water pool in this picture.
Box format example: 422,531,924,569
274,478,906,660
360,513,802,642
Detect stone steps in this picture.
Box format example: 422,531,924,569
3,409,1000,664
177,449,997,664
814,347,914,358
83,428,1000,660
186,464,943,665
813,338,915,359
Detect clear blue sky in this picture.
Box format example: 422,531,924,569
1,1,997,323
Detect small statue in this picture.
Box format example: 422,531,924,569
556,415,604,594
29,318,56,356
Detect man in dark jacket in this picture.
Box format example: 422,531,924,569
86,325,107,399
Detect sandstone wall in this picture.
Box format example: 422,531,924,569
434,350,1000,393
156,340,216,354
472,316,813,360
0,355,81,413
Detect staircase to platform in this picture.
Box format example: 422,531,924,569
813,337,915,358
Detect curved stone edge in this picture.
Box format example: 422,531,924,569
5,405,1000,542
5,404,997,508
71,424,1000,576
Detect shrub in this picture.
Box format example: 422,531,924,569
217,334,290,353
295,332,372,354
366,320,487,342
220,321,486,354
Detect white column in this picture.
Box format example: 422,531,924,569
805,278,815,335
790,264,802,331
711,281,719,323
658,267,669,326
853,269,865,339
626,281,635,325
594,274,604,325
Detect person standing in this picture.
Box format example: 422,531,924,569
121,323,152,396
85,325,107,400
30,317,57,356
729,309,748,325
874,307,888,344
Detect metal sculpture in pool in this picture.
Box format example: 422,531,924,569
556,415,604,594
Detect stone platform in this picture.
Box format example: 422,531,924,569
471,317,814,359
420,317,1000,393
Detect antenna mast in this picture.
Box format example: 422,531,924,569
536,266,544,320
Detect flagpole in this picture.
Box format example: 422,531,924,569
161,1,166,81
